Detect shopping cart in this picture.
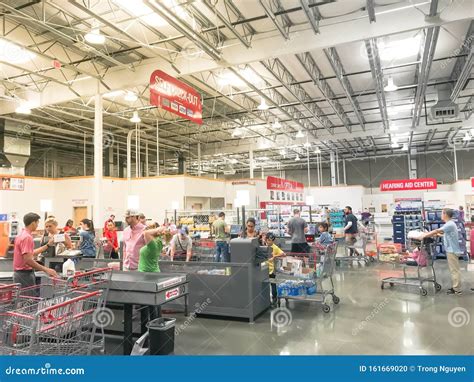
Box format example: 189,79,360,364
381,237,441,296
272,242,339,313
0,289,104,355
336,232,372,266
0,284,20,313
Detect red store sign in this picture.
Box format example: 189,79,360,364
380,178,437,192
150,70,202,124
266,176,304,193
471,177,474,188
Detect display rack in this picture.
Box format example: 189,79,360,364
329,210,344,229
392,210,423,247
453,210,468,260
425,209,445,258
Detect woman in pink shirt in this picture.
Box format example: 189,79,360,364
13,213,58,289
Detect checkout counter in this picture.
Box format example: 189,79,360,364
160,237,271,323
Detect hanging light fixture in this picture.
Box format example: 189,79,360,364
272,118,281,129
391,139,399,148
130,111,141,123
257,97,269,110
303,141,311,148
295,155,300,161
15,103,32,114
384,77,398,92
124,91,138,102
470,128,474,138
232,128,243,137
462,132,471,142
402,143,408,151
279,149,286,156
85,26,106,44
314,146,321,154
296,130,305,138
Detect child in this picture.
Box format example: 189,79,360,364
316,223,333,246
79,218,96,258
266,233,285,305
138,223,165,273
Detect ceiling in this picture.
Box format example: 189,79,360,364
0,0,472,176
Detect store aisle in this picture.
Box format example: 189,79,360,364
105,263,474,355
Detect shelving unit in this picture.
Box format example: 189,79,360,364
392,210,423,247
425,209,445,258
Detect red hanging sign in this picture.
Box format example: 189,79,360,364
471,177,474,188
266,176,304,192
149,70,202,124
380,178,437,192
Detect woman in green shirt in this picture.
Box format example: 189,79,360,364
138,224,165,273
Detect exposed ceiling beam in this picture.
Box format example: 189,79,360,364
366,0,376,23
450,21,474,101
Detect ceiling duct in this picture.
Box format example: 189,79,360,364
1,120,31,175
430,85,459,120
0,119,10,168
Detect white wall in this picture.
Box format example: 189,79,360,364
307,185,365,212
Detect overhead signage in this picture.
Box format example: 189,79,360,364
0,176,24,191
150,70,202,124
266,176,304,192
380,178,437,192
471,177,474,189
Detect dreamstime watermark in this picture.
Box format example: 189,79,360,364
4,363,85,376
175,298,211,336
448,307,470,328
271,307,293,329
93,307,115,328
352,298,389,336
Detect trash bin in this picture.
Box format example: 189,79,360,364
146,317,176,355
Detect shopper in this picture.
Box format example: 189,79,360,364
213,212,229,262
265,232,285,306
361,208,372,226
244,217,260,239
170,226,193,262
63,219,76,234
343,206,359,256
103,219,119,259
138,223,165,272
13,213,57,289
79,218,96,258
122,209,146,271
316,222,333,246
458,206,465,223
39,217,73,265
287,209,309,254
423,208,463,295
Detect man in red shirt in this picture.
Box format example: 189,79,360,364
13,213,58,289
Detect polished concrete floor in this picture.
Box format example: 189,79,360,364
106,260,474,355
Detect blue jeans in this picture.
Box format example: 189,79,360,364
215,241,229,263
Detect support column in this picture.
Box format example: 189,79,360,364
306,146,311,188
197,142,202,177
408,147,417,179
93,86,103,230
145,140,149,177
156,121,160,176
249,150,254,178
453,143,458,181
343,159,347,185
330,151,336,186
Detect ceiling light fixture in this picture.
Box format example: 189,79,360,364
462,132,471,142
303,142,311,148
130,111,141,123
296,130,305,138
314,147,321,154
0,39,36,64
470,128,474,138
391,140,400,148
124,91,138,102
232,128,243,137
85,27,106,45
295,155,300,161
402,143,408,151
257,97,269,111
15,103,32,114
279,149,286,156
384,77,398,92
272,118,282,129
379,35,421,61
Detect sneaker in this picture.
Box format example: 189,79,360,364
447,288,462,295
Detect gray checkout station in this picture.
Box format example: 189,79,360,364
160,237,271,323
103,271,189,355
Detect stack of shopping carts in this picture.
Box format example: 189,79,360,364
0,268,112,355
